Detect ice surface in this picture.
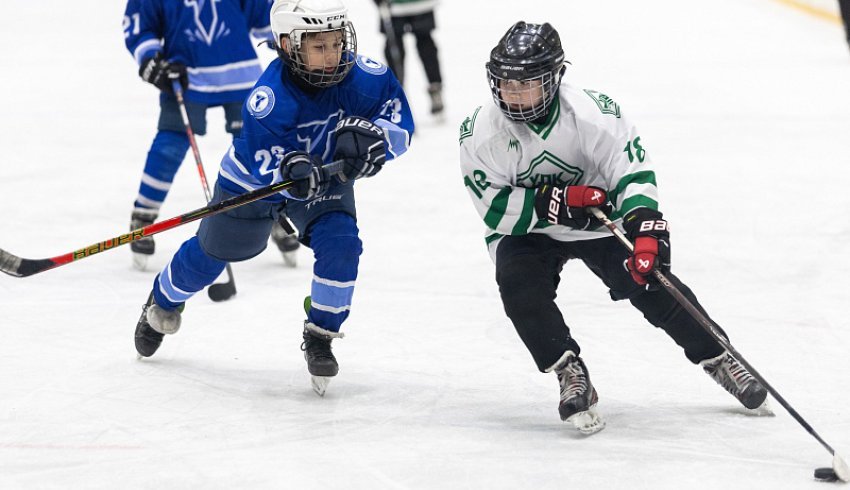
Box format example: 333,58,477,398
0,1,848,488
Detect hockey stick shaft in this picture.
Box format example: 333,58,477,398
377,0,403,79
172,80,214,202
172,80,236,293
590,207,838,456
0,161,342,278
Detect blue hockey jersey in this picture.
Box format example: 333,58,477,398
217,55,415,200
123,0,273,105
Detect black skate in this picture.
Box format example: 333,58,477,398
301,322,343,396
270,220,300,267
130,210,157,271
134,293,182,358
428,82,444,116
553,352,605,434
701,352,769,411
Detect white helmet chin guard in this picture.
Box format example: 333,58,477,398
270,0,357,87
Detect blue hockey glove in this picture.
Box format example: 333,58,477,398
280,151,329,200
333,116,386,181
139,53,188,94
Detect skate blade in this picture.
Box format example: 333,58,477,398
746,398,775,417
132,253,149,271
311,375,332,396
566,406,606,435
282,250,297,268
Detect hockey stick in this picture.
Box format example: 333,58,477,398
376,0,403,83
172,79,236,302
589,206,849,482
0,161,342,279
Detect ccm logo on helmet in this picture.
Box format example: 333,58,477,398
300,14,346,25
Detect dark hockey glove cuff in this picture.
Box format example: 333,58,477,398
623,208,671,286
534,184,612,230
333,116,386,181
280,151,329,201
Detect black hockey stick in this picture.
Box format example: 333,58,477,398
590,206,849,483
0,161,342,279
376,0,403,83
172,79,236,302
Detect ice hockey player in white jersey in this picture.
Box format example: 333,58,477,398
458,21,769,434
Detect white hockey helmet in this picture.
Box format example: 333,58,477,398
270,0,357,87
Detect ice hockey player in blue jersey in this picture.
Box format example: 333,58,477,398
133,0,414,396
123,0,283,270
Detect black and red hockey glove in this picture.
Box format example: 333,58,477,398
534,184,612,230
623,208,671,286
333,116,386,181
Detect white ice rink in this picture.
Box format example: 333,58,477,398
1,0,849,488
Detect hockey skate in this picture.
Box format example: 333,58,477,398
701,351,771,413
130,209,157,271
134,293,182,358
270,220,300,267
301,322,343,396
552,351,605,435
428,82,445,120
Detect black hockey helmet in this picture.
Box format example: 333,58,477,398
486,21,567,122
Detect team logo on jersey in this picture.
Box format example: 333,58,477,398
184,0,229,46
297,109,345,160
584,89,621,118
517,151,583,187
247,86,275,119
458,107,481,143
356,55,387,75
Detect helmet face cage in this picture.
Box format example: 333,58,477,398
486,65,563,122
283,23,357,88
486,21,566,122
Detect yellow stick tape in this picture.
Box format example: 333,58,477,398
773,0,842,24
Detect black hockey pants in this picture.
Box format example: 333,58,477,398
494,233,726,372
380,11,442,86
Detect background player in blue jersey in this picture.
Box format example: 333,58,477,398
132,0,414,396
123,0,304,270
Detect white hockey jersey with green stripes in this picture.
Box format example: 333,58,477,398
458,82,659,260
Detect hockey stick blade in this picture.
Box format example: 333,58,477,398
833,452,850,482
0,160,342,278
814,452,850,483
0,248,56,278
207,264,237,302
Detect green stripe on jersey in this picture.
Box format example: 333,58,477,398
485,232,504,245
484,188,512,229
609,171,657,209
618,195,658,219
511,188,536,234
